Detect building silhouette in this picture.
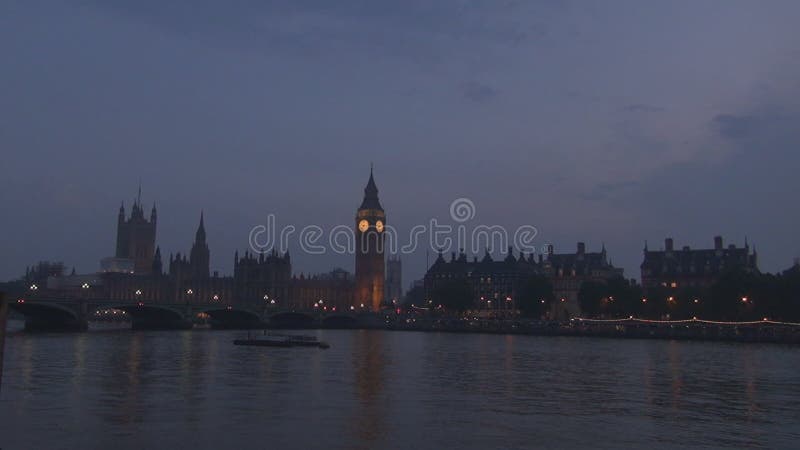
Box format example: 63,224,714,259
541,242,623,316
189,212,210,279
290,268,354,311
424,248,538,313
424,242,623,316
354,168,386,311
114,187,156,275
385,256,402,306
641,236,758,294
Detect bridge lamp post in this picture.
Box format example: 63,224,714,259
212,294,219,301
135,289,143,307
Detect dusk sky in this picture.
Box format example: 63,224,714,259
2,0,799,285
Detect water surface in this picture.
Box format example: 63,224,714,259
1,321,799,449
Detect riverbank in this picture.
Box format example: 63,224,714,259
5,315,800,344
383,317,800,344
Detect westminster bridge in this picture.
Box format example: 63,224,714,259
6,292,369,331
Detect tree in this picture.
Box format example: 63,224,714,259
401,285,425,309
578,277,642,318
516,275,555,318
431,279,473,312
708,268,765,321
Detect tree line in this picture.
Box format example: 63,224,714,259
404,265,800,321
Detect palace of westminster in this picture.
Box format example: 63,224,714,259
18,169,759,316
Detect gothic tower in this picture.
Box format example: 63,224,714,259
115,186,157,275
189,211,210,279
355,167,386,311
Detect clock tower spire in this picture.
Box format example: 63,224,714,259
355,167,386,311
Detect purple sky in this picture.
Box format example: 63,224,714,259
2,1,799,285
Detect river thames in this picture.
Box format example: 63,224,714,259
1,321,799,449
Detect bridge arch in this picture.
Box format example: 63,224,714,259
10,301,86,331
203,308,264,329
113,304,192,330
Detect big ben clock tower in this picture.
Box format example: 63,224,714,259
355,167,385,312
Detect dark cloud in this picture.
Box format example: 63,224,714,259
2,0,800,284
713,114,760,140
460,81,498,103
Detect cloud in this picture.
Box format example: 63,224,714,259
460,80,498,103
86,0,540,54
712,114,760,140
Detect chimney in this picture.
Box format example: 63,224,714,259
665,238,674,252
577,242,585,254
714,236,723,250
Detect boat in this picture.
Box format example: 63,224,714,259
233,332,330,349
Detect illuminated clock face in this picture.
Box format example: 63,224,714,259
375,220,384,232
358,219,369,232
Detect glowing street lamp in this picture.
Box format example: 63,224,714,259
135,289,142,297
186,289,194,295
741,296,749,303
212,294,219,301
30,284,38,291
81,283,90,290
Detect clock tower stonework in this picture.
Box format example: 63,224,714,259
355,168,385,312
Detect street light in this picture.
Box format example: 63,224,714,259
30,284,38,291
741,296,749,303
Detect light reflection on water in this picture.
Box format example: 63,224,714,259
1,322,799,449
